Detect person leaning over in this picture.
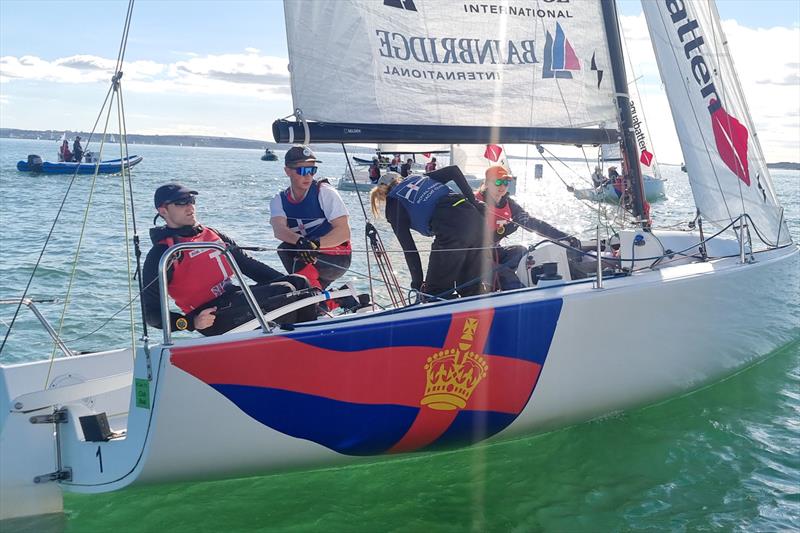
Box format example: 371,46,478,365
270,145,352,290
142,183,317,336
370,166,490,300
477,165,575,290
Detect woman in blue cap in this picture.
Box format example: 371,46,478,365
370,165,490,300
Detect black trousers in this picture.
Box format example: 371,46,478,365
492,245,527,290
277,243,352,289
426,201,491,298
192,275,317,336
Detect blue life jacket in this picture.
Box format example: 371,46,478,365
388,175,449,236
279,182,333,240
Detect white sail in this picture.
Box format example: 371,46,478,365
284,0,619,130
600,143,621,162
642,0,790,245
450,144,509,175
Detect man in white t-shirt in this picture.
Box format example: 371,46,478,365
269,145,352,290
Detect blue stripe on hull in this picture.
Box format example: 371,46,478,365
214,385,419,456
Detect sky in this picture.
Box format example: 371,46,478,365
1,0,798,163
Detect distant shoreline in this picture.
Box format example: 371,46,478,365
0,128,351,154
2,128,798,168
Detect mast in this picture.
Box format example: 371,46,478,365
600,0,647,224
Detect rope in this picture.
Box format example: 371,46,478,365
44,159,103,386
0,86,117,358
0,0,138,368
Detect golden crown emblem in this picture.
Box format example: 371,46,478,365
421,318,488,411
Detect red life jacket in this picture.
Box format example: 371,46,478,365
476,190,513,237
159,227,234,313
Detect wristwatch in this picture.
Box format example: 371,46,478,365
175,317,189,331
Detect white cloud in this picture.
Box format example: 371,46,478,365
0,54,164,84
619,14,800,163
0,50,288,100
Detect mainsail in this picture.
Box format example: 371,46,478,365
279,0,620,145
642,0,790,245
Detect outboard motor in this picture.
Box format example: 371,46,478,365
27,154,43,172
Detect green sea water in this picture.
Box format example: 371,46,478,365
1,138,798,531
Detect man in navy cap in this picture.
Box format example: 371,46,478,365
142,183,317,336
270,145,352,292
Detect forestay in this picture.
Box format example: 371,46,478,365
284,0,619,135
642,0,790,246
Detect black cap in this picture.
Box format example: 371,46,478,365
154,183,198,208
284,145,321,166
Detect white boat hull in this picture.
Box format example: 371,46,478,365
574,175,667,203
1,239,797,520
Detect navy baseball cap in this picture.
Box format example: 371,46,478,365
284,145,322,166
154,183,198,208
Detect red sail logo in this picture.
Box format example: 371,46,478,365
484,144,503,162
710,99,750,186
640,149,653,167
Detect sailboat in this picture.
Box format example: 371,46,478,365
572,37,668,205
337,143,449,192
1,0,797,521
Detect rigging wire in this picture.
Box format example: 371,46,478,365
41,209,784,344
0,89,116,358
0,0,138,364
340,144,409,304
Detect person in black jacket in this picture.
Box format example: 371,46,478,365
400,158,413,177
72,136,83,162
142,183,317,336
476,165,577,290
369,166,490,300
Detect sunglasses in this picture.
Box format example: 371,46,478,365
170,196,195,206
494,179,512,186
292,166,318,176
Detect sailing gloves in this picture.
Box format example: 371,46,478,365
295,237,320,264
